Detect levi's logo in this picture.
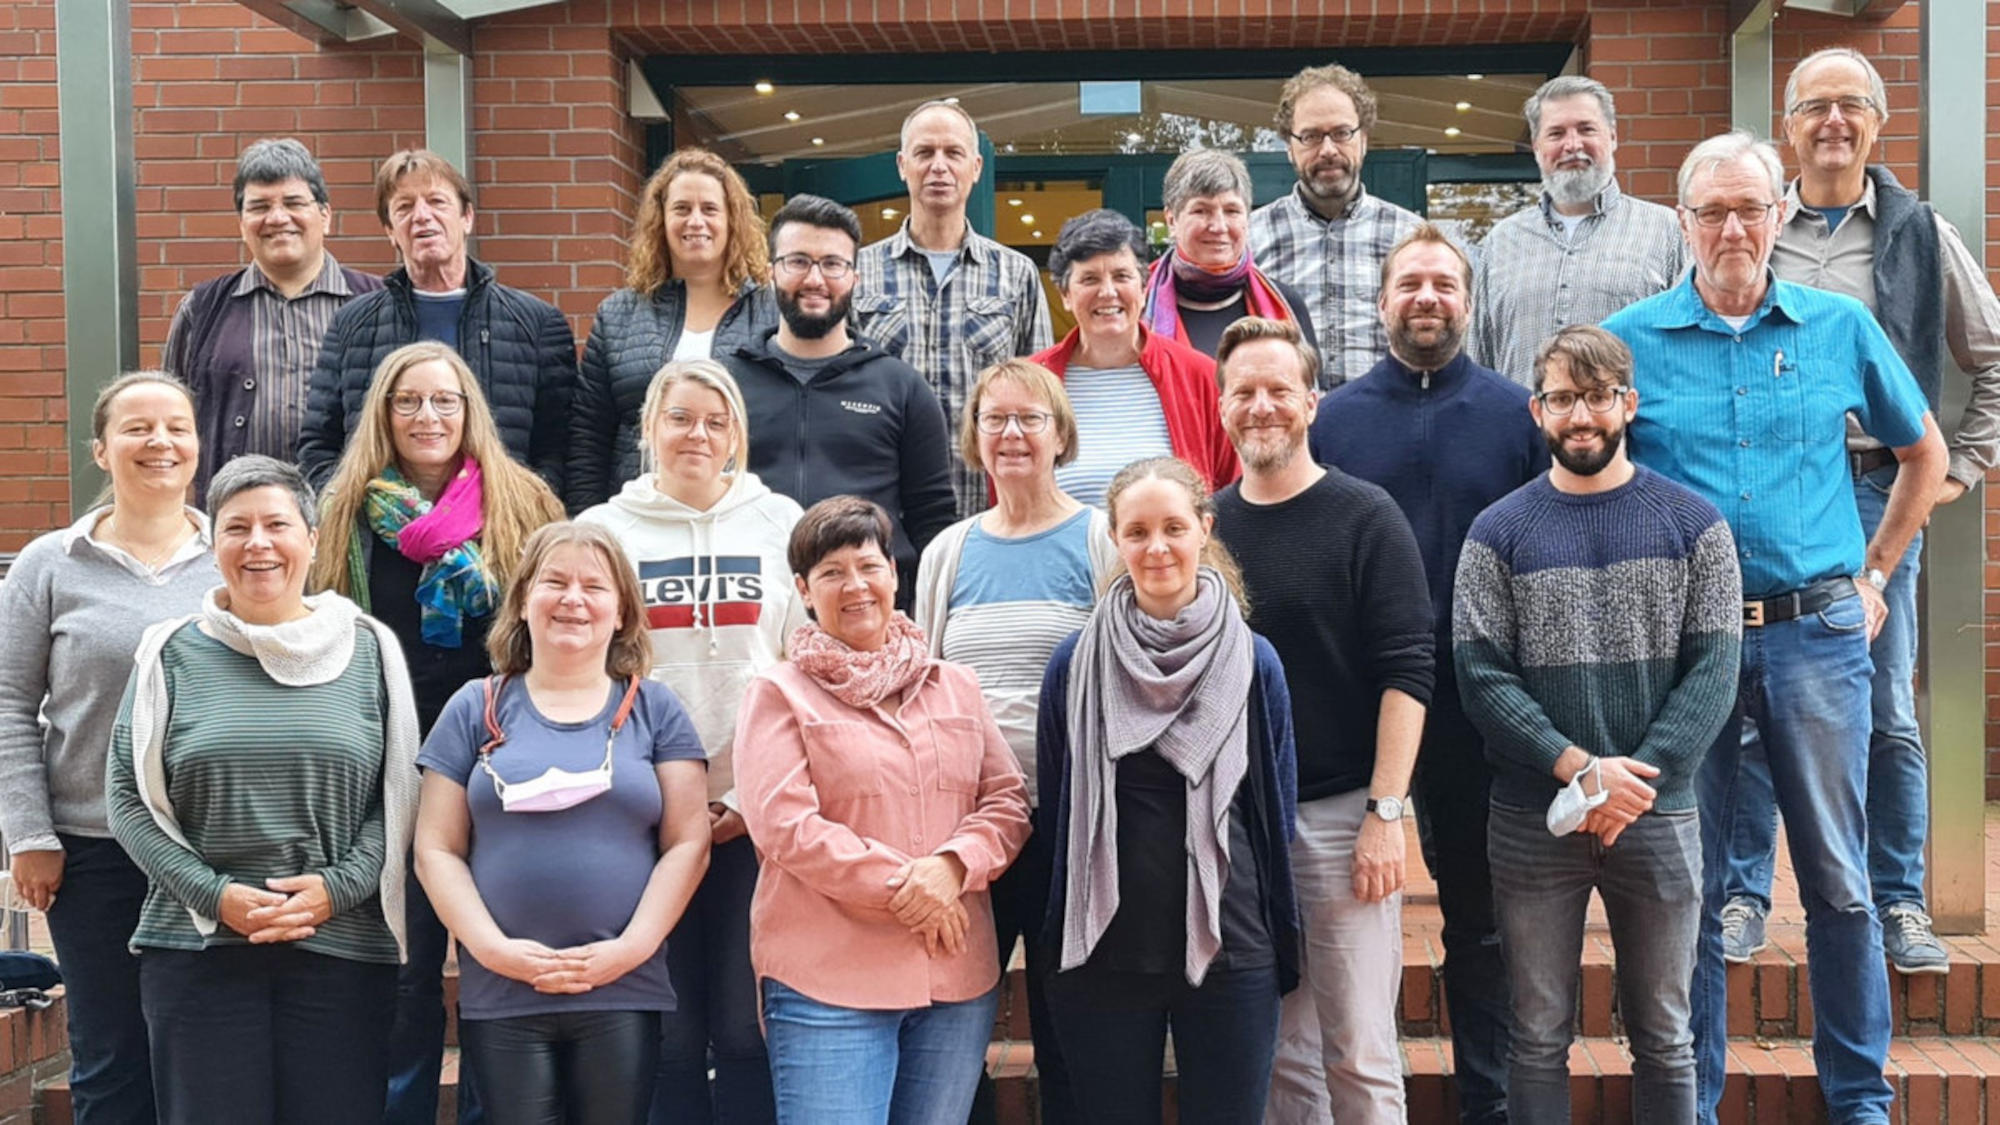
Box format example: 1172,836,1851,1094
638,556,765,628
840,400,882,415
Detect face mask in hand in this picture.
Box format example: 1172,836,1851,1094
1546,757,1608,837
477,675,642,814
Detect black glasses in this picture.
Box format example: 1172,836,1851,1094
1787,95,1877,121
1535,387,1629,416
1684,203,1777,229
975,410,1053,435
389,391,467,417
1286,126,1361,149
773,253,854,280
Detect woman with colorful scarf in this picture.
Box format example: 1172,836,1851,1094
734,496,1031,1124
1142,149,1318,362
1035,457,1301,1124
310,340,564,1124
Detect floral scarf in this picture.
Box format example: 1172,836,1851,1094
362,461,496,648
788,613,932,709
1141,247,1299,343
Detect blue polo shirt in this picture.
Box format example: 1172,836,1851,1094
1603,273,1928,598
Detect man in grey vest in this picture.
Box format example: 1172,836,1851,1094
1717,47,2000,975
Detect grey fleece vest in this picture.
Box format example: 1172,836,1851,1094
1867,164,1943,411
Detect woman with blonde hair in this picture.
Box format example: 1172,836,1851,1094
568,149,776,509
580,358,804,1124
310,340,563,1124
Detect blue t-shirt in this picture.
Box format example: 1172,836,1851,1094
418,676,705,1019
413,289,466,350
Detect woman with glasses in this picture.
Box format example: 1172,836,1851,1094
568,148,775,510
414,521,712,1125
579,359,804,1124
1142,150,1316,361
1031,210,1238,506
310,341,564,1124
911,358,1115,1123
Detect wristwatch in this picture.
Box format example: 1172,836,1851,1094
1366,796,1406,823
1856,567,1888,593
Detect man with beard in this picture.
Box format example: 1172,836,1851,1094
1603,131,1944,1125
1455,324,1741,1124
720,194,956,604
1472,77,1686,386
1209,317,1434,1124
1251,63,1422,388
1309,223,1547,1124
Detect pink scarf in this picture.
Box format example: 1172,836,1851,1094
789,613,932,709
395,458,485,564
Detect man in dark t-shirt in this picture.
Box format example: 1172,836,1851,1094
1209,317,1434,1122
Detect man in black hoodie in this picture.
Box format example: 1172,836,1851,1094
722,194,956,605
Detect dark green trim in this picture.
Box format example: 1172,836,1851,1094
1427,153,1540,183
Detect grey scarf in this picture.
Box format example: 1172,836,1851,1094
1062,567,1254,985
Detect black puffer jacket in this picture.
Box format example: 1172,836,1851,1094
564,280,776,511
297,257,577,492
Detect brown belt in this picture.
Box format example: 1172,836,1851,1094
1849,448,1896,479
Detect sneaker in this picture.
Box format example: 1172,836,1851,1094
1882,903,1950,975
1720,896,1767,963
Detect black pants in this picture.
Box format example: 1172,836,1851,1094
140,944,396,1125
1045,963,1280,1125
1415,702,1511,1124
461,1009,660,1125
387,856,483,1124
968,824,1073,1125
44,835,155,1125
653,835,774,1124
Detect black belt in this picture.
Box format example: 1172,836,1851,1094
1849,448,1896,479
1743,577,1856,628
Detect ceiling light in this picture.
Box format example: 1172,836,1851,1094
784,111,801,122
1444,126,1462,137
754,81,775,94
811,137,825,146
1020,214,1034,224
1455,101,1471,111
1466,73,1484,81
943,96,960,105
1007,198,1023,206
1032,230,1042,238
1124,132,1142,145
1004,143,1017,153
881,207,898,219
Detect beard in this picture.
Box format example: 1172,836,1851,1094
1546,421,1624,476
1296,156,1358,206
777,286,851,340
1235,427,1305,474
1388,313,1467,372
1543,158,1615,211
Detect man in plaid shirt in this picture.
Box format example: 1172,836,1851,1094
1250,64,1422,390
855,100,1053,518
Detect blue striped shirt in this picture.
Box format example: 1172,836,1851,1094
1055,363,1174,507
1602,273,1929,597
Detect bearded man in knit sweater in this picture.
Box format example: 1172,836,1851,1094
1454,324,1742,1125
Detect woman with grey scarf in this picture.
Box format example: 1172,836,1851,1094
1033,456,1300,1123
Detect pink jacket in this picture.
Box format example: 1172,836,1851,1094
734,659,1031,1009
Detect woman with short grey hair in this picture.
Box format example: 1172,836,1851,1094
105,453,421,1125
1144,149,1316,360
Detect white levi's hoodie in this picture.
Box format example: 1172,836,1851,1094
579,469,808,808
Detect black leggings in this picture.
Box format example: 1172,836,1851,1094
460,1009,660,1125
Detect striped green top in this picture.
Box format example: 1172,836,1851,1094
106,623,399,964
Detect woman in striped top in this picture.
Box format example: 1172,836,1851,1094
913,357,1115,1123
104,455,421,1125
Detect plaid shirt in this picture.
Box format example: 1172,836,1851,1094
1249,184,1422,388
1472,181,1688,385
854,221,1053,518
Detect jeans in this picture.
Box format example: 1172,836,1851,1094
1722,465,1928,913
1691,592,1893,1124
653,835,775,1124
1046,963,1281,1124
1413,703,1510,1124
42,834,155,1125
762,977,998,1124
140,944,396,1125
461,1009,660,1125
1264,788,1405,1125
386,856,482,1124
1490,802,1701,1125
969,825,1075,1125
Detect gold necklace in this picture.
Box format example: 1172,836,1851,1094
106,513,190,571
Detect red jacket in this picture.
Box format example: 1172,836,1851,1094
1030,326,1241,493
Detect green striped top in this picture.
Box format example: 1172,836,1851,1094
106,623,399,964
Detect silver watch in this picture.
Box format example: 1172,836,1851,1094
1366,796,1405,823
1857,567,1888,593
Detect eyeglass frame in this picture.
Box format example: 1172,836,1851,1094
659,408,735,435
1681,202,1779,230
387,390,468,417
1785,95,1879,121
1285,126,1363,150
1534,386,1632,416
974,410,1055,435
773,253,855,280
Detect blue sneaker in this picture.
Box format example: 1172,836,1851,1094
1720,897,1766,964
1882,903,1949,976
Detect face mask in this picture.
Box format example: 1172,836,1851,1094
1546,757,1609,837
477,675,642,815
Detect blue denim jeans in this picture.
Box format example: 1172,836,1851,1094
43,834,155,1125
1692,591,1893,1125
386,857,482,1124
1722,465,1927,913
653,835,775,1124
762,977,997,1124
1490,803,1700,1125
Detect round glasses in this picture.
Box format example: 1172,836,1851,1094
388,391,467,417
1535,387,1630,416
975,410,1054,435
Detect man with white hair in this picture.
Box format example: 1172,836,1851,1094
1717,46,2000,978
1604,130,1946,1125
1472,76,1686,385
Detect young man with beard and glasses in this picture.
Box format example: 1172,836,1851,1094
1455,324,1742,1125
1472,77,1686,386
1208,318,1433,1124
1719,46,2000,976
720,194,956,606
1251,63,1422,389
1308,223,1547,1125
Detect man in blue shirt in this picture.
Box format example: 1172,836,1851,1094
1603,130,1945,1125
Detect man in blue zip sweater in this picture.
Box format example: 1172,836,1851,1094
1308,222,1547,1124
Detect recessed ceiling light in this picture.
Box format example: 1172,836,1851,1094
943,96,960,105
1007,198,1023,206
754,81,775,94
1444,126,1462,137
1466,73,1484,81
811,137,825,146
1020,214,1034,224
1455,101,1471,111
1031,230,1042,238
784,111,801,122
881,207,898,218
1004,143,1017,153
1124,132,1142,145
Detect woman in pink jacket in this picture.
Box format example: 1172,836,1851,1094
734,495,1030,1124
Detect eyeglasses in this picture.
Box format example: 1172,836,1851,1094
388,391,467,417
773,253,854,280
1286,126,1361,150
662,409,734,435
1787,95,1877,121
975,410,1054,435
1684,203,1777,229
1535,387,1630,416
